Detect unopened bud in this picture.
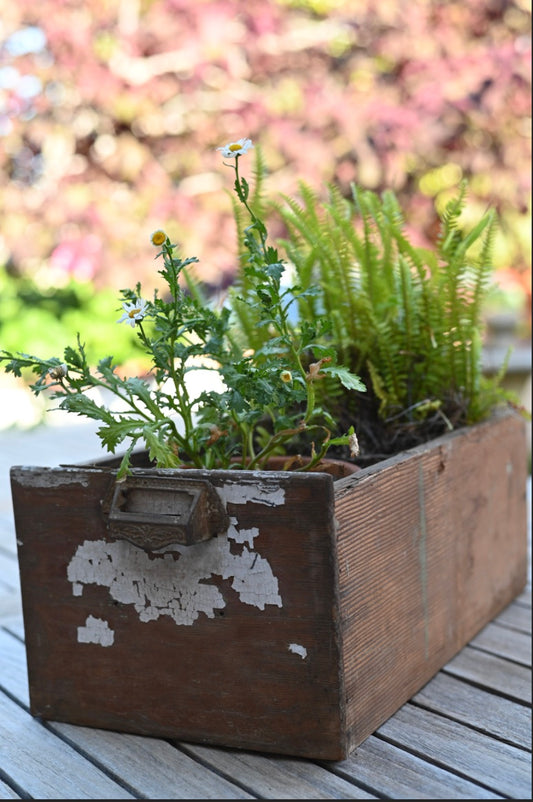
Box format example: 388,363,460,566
48,363,68,380
349,431,360,458
306,356,331,382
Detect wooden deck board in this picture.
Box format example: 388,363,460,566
412,671,532,749
470,620,531,665
376,703,531,799
329,736,505,799
0,778,22,800
48,725,255,800
1,424,531,799
0,690,135,799
495,599,532,634
177,744,378,799
443,644,532,703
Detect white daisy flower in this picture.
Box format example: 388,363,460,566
216,138,254,159
117,298,148,327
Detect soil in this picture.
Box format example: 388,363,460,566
333,411,449,467
328,385,466,466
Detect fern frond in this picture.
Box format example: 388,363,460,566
470,209,497,324
230,169,511,441
438,179,468,254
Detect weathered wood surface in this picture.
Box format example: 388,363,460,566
0,424,531,799
334,410,528,751
11,464,346,759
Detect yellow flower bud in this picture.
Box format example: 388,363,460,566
280,370,292,383
151,230,166,247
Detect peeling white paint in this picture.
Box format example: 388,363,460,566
227,519,259,547
78,615,114,646
218,482,285,508
67,480,285,632
289,643,307,659
68,535,282,627
16,469,91,488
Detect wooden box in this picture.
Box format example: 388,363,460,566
10,410,528,760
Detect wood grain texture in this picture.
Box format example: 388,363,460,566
0,690,134,799
331,735,504,799
0,627,252,799
0,779,22,800
49,724,255,800
178,743,378,799
444,645,532,702
334,411,528,751
377,703,531,799
0,627,28,702
412,670,531,748
469,620,531,665
495,599,532,633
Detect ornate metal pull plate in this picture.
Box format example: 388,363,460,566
106,476,229,549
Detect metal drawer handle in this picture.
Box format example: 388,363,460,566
106,476,229,549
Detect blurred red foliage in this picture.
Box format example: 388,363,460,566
0,0,530,321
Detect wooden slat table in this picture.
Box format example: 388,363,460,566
1,424,531,800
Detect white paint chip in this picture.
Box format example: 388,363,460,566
78,615,114,647
228,520,259,547
17,469,90,488
289,643,308,659
218,482,285,508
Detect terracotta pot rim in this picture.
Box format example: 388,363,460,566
255,455,360,478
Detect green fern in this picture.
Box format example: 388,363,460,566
229,152,526,455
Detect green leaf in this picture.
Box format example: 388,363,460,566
123,376,154,406
96,418,144,451
116,440,138,481
323,365,366,392
63,345,85,369
60,394,115,423
142,425,180,468
265,262,285,281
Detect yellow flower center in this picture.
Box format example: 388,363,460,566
129,308,141,318
229,143,242,152
151,230,166,246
